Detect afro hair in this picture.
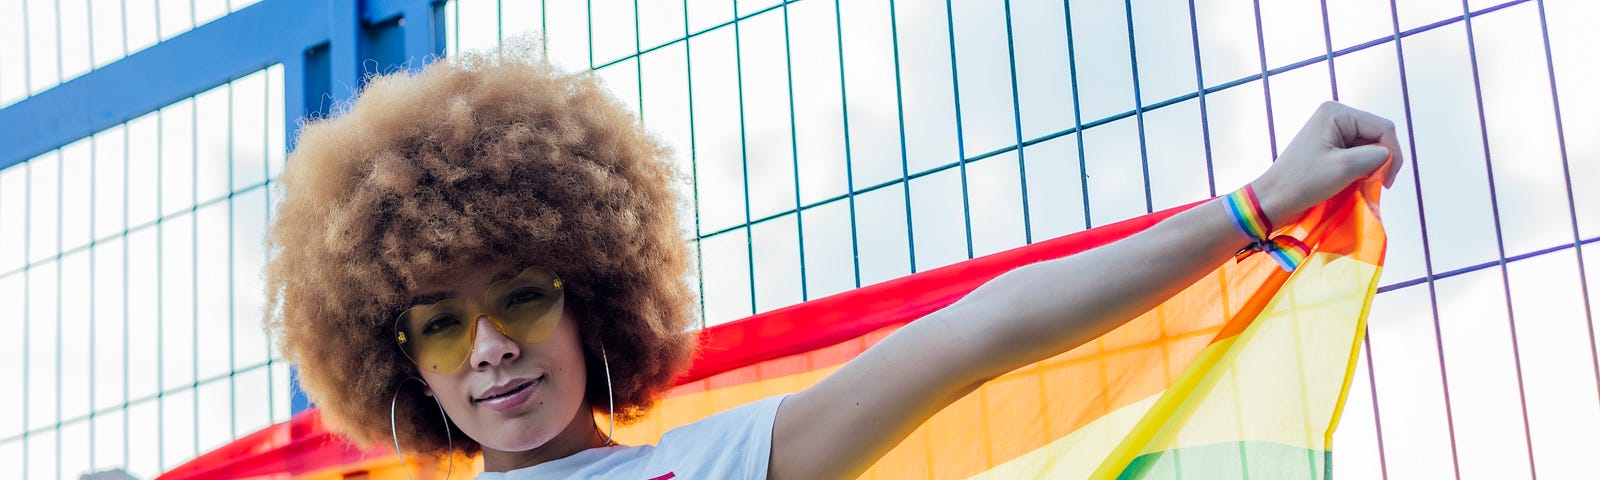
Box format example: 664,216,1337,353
265,43,698,456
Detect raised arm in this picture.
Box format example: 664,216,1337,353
767,102,1403,480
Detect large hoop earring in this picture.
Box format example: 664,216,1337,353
601,343,615,446
391,377,454,480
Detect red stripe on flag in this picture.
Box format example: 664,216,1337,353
676,200,1199,386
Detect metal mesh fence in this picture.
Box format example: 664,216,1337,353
0,0,266,109
0,66,292,479
0,0,1596,478
441,0,1598,477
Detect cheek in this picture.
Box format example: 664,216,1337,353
416,371,471,416
552,317,589,396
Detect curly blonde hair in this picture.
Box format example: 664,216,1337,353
265,44,698,456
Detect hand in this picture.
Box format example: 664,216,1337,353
1252,101,1404,228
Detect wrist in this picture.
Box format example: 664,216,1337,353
1225,177,1314,273
1248,172,1297,232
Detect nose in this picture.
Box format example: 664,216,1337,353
469,315,521,370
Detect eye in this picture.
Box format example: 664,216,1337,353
422,313,462,335
506,288,545,307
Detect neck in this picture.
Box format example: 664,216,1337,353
480,403,613,472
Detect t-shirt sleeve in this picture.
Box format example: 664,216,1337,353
641,394,790,479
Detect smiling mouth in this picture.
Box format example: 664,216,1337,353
475,375,543,403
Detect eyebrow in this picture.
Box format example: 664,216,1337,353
407,267,527,307
489,267,523,284
409,292,454,307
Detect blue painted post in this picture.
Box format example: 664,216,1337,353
404,2,448,72
285,0,443,415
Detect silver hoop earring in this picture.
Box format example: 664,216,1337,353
391,377,454,480
601,344,615,446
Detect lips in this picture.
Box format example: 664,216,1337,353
475,376,542,402
470,374,547,412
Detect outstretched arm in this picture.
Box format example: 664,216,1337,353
767,102,1403,480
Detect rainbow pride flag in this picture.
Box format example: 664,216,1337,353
161,181,1384,479
622,179,1385,479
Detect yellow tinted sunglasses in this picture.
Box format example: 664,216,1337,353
395,267,565,374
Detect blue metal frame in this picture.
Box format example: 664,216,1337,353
0,0,446,170
0,0,448,416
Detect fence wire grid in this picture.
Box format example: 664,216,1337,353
0,0,1596,478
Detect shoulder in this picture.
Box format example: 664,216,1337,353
645,394,791,479
660,394,789,445
477,445,654,480
477,395,791,480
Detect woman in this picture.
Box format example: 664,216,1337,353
266,46,1401,479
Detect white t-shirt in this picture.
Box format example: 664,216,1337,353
476,394,789,480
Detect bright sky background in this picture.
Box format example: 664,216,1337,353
1,0,1597,479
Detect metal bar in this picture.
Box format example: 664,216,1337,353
265,62,281,416
633,0,644,123
1378,235,1600,294
941,0,975,260
1319,0,1339,102
586,0,593,69
263,62,279,425
88,117,98,471
190,78,202,461
121,120,131,472
780,0,809,300
1002,0,1032,240
1533,0,1600,419
1458,3,1538,474
1361,334,1390,479
731,0,757,315
593,0,803,71
1187,0,1217,198
886,0,916,273
830,0,862,288
1251,0,1279,159
1384,0,1460,476
155,105,166,472
55,115,66,480
226,78,239,441
1317,1,1386,477
1062,0,1091,229
1122,0,1152,214
682,0,708,327
19,157,28,479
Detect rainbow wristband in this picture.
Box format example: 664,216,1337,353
1222,185,1309,272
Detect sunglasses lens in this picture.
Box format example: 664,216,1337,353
489,267,565,346
396,299,473,373
393,268,566,374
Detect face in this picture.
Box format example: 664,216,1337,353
408,260,592,453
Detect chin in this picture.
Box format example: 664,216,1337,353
481,430,559,453
472,409,566,452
